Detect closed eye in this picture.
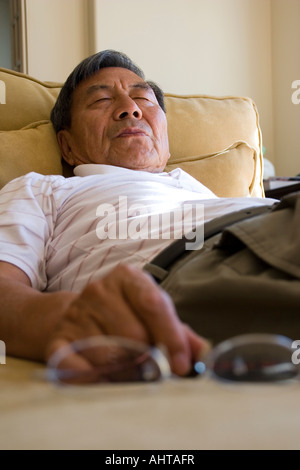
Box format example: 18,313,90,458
88,97,111,107
133,96,155,106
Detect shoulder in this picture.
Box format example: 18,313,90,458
165,167,217,198
0,172,78,194
1,172,64,188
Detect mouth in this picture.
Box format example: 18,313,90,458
116,127,148,138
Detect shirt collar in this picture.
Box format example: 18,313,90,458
73,164,167,177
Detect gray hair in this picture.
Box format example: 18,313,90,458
50,50,165,133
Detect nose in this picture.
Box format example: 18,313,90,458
113,96,142,121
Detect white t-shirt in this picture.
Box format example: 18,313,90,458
0,165,274,292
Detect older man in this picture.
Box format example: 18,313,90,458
0,50,298,380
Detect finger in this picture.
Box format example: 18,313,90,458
83,270,151,343
46,266,155,369
116,264,195,376
52,274,151,345
182,324,212,369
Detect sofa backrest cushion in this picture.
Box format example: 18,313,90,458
0,67,264,197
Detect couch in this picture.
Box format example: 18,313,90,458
3,68,300,452
0,67,264,198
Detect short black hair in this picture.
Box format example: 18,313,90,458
50,49,165,133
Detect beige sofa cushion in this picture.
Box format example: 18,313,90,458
0,68,61,131
164,93,263,197
0,67,264,197
0,121,62,189
165,141,258,198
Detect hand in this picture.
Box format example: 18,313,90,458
46,264,210,377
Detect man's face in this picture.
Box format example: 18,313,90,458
58,67,170,173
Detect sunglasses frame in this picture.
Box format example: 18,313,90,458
45,333,300,386
196,333,300,384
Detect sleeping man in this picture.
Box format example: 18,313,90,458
0,50,299,378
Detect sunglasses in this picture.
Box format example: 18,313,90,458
45,333,300,386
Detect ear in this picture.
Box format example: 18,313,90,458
57,130,76,166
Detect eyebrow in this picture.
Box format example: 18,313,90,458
130,83,152,91
85,85,111,96
85,82,151,96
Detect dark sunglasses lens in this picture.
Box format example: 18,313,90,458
209,338,299,382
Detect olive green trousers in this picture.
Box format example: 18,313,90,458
145,192,300,344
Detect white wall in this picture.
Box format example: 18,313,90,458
271,0,300,176
24,0,89,82
21,0,300,176
91,0,275,168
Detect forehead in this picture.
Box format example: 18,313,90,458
75,67,149,97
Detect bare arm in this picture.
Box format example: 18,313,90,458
0,261,209,375
0,261,76,362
